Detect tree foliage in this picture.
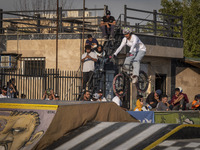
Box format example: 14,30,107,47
159,0,200,58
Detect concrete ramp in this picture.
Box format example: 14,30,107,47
0,99,137,150
0,99,200,150
47,122,200,150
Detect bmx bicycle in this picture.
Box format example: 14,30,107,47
112,57,149,97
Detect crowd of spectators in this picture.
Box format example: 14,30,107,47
133,87,200,112
0,78,26,99
0,78,60,100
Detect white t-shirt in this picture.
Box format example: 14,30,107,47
0,94,8,98
82,52,97,72
114,34,146,56
112,96,122,106
98,97,107,102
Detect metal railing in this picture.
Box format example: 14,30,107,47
124,5,183,37
0,68,82,101
0,6,108,34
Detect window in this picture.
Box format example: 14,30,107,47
21,57,45,76
0,55,17,68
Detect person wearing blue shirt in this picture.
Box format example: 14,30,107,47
85,34,99,51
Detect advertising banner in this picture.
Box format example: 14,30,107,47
127,111,154,123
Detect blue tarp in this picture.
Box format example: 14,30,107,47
127,111,154,123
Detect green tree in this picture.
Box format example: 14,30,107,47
183,0,200,57
159,0,200,58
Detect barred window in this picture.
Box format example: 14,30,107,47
21,57,45,76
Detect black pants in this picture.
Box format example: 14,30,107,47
83,71,93,90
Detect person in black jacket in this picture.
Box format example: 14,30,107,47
146,89,162,109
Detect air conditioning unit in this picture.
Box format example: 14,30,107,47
0,55,17,69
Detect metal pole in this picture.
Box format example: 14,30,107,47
153,10,157,36
81,0,85,91
82,0,85,54
0,9,3,34
56,0,59,93
56,0,59,70
124,5,127,26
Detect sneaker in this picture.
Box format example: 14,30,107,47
131,76,138,84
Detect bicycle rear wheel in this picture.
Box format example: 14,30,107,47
113,73,129,97
136,70,149,92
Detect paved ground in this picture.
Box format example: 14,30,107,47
153,139,200,150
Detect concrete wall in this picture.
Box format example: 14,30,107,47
7,39,81,71
5,37,183,71
176,67,200,102
143,56,172,97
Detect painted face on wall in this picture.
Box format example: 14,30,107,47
0,111,43,150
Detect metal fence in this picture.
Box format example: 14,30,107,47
124,5,183,37
0,68,82,101
0,5,183,37
0,6,108,34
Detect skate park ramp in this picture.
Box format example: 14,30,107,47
0,99,200,150
45,122,200,150
0,99,137,150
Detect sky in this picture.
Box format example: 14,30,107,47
0,0,162,25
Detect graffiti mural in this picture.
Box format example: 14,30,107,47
0,104,57,150
154,111,200,124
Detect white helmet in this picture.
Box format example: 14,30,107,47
178,87,183,93
122,27,132,34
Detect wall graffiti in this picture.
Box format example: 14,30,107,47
0,105,57,150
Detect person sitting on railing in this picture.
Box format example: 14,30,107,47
81,90,91,101
112,89,127,111
97,89,107,102
134,95,144,111
21,94,26,99
85,34,99,51
112,27,146,83
94,45,107,72
169,87,189,110
81,45,97,90
100,10,116,40
146,89,162,110
156,94,170,111
191,94,200,110
7,78,19,98
91,93,100,101
42,88,56,100
0,85,9,98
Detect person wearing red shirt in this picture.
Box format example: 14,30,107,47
170,88,189,110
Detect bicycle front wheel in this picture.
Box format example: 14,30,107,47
136,70,149,92
113,73,129,97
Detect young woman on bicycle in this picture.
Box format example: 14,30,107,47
113,27,146,83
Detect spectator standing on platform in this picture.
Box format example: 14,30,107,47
85,34,99,51
0,85,9,98
81,90,91,101
134,95,144,111
7,78,18,98
156,95,170,111
191,94,200,110
94,45,107,72
97,89,107,102
81,45,97,90
100,10,116,40
170,87,189,110
146,89,162,110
